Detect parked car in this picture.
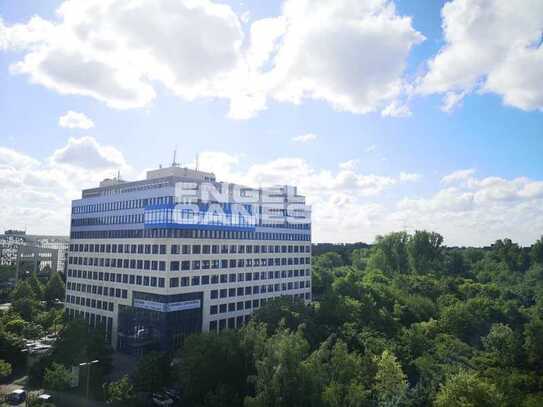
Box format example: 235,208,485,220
6,389,27,404
152,392,173,406
37,393,53,404
163,388,181,401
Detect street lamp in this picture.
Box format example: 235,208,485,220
79,360,99,402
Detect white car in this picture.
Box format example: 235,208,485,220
152,392,174,406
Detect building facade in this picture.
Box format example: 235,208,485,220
65,165,311,353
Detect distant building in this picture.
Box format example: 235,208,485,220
65,164,312,353
0,233,69,277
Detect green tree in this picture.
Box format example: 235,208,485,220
43,362,72,391
368,232,410,275
305,339,370,407
531,237,543,265
10,280,40,321
372,350,408,407
133,351,170,393
523,316,543,368
0,359,12,381
482,323,516,366
104,375,135,406
44,272,65,306
245,327,311,407
407,231,444,274
434,370,503,407
28,272,43,299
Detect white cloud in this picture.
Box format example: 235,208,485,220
260,0,424,116
58,110,94,129
418,0,543,112
1,0,424,118
1,143,542,245
441,168,476,185
399,172,421,182
292,133,318,143
51,136,127,170
381,101,412,117
0,137,137,235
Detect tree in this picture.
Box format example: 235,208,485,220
531,237,543,265
44,272,65,306
0,359,12,381
372,350,408,406
28,272,43,300
368,232,410,275
10,280,40,321
179,328,256,406
523,316,543,368
0,328,25,367
407,231,444,274
104,375,135,406
482,323,516,366
43,362,72,391
133,351,170,393
434,370,503,407
245,327,311,407
304,339,370,407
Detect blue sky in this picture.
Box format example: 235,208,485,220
0,0,542,245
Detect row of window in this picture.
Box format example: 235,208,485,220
66,294,115,311
70,228,311,241
73,195,172,214
68,255,311,271
208,294,310,332
67,269,310,292
206,280,310,298
70,242,311,255
65,307,114,343
67,282,130,298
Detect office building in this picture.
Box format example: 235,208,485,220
65,164,311,353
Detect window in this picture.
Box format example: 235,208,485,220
170,278,179,287
170,261,179,271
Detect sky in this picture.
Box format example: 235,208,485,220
0,0,542,246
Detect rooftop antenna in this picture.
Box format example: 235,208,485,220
195,153,199,171
172,146,179,167
117,170,121,180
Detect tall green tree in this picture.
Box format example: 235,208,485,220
434,370,503,407
407,231,444,274
0,359,12,381
245,327,311,407
28,272,43,299
44,272,65,306
372,350,408,407
104,375,135,406
43,362,72,391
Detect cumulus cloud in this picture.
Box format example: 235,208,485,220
418,0,543,112
395,169,543,245
1,0,423,118
0,137,136,235
51,136,127,169
2,142,542,244
292,133,318,143
258,0,424,116
399,172,421,182
58,110,94,129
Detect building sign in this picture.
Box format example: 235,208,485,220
168,299,201,312
133,298,201,313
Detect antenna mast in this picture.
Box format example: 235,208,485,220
195,153,199,171
172,146,180,167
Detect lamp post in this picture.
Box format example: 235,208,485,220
79,360,99,402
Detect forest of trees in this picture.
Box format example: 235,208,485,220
172,231,543,407
3,232,543,406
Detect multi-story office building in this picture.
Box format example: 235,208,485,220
65,164,311,353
